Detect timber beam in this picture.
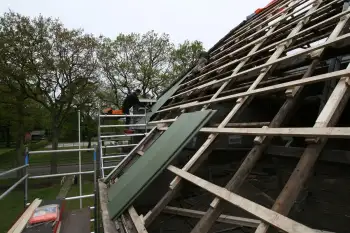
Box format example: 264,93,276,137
162,206,334,233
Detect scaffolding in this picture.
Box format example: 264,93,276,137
97,107,149,178
1,109,100,233
0,147,98,233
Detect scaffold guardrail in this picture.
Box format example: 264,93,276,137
98,107,149,178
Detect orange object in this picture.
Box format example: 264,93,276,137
255,8,264,14
124,129,135,134
112,109,123,115
254,0,281,14
29,204,60,225
102,108,124,115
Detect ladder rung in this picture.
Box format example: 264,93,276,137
102,165,118,170
100,133,146,138
103,155,127,159
100,124,147,128
99,114,145,118
148,118,177,125
103,144,138,149
103,153,125,156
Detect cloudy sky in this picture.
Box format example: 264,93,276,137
0,0,271,49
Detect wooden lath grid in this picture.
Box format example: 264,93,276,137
164,0,345,106
174,0,313,92
102,0,350,232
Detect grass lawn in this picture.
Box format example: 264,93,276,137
65,178,95,209
29,147,96,166
0,148,14,155
0,178,95,232
0,143,126,169
0,146,99,169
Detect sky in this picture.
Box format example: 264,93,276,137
0,0,271,50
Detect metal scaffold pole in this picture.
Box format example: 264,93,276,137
24,147,29,208
78,110,82,209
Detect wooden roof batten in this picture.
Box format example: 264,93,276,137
100,0,350,233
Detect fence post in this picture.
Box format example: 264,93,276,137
24,147,29,208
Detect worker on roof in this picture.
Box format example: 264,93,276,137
122,89,142,133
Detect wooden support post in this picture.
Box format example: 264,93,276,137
167,165,318,233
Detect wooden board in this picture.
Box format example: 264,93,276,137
199,127,350,138
9,199,42,233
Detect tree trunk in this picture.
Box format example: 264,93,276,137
88,136,92,148
15,99,25,178
6,125,11,148
51,123,60,174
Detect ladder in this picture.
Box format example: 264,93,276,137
97,107,149,178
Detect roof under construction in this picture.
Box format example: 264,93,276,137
98,0,350,233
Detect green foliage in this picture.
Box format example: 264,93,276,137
0,12,101,172
0,11,99,129
0,10,205,172
170,40,204,78
98,30,205,102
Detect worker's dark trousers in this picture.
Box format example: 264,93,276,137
123,108,131,128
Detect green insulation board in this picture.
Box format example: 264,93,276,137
107,110,216,220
